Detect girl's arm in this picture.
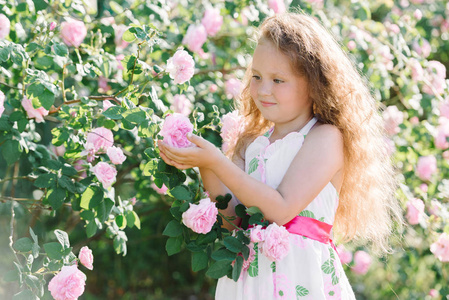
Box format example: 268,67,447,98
158,124,344,226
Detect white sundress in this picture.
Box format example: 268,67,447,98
215,117,356,300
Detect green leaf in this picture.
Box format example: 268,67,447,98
299,210,315,219
34,173,57,188
246,206,263,216
162,220,183,237
115,214,127,229
196,230,217,244
223,236,243,253
54,43,68,56
122,107,146,124
32,0,48,11
58,175,76,193
103,106,126,119
122,28,136,42
296,285,310,297
232,255,243,282
248,244,258,277
191,251,208,272
86,221,97,238
80,186,104,209
211,248,237,261
61,165,78,176
47,187,67,210
54,229,70,248
97,198,114,223
2,139,21,165
248,157,259,174
44,242,64,260
186,242,207,252
143,160,158,176
166,236,183,256
13,237,33,252
169,185,192,200
12,289,37,300
206,260,232,279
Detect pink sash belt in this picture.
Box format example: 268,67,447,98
283,215,337,252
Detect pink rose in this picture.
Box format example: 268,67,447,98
49,22,57,31
74,160,87,180
92,162,117,189
413,38,431,58
86,127,114,153
201,8,223,36
260,223,290,262
102,100,114,111
430,233,449,262
183,24,207,53
423,61,447,96
409,116,419,125
79,246,94,270
405,198,425,225
414,9,423,20
209,84,218,93
429,289,439,298
220,110,242,153
444,151,449,160
383,106,403,135
225,78,243,99
268,0,286,14
347,40,356,51
171,94,193,116
440,99,449,119
250,225,265,243
166,50,195,84
21,97,49,123
51,145,66,157
182,198,218,234
116,54,125,70
0,14,10,39
0,90,5,117
409,58,424,82
416,155,437,181
351,250,371,275
420,183,428,193
435,126,449,149
336,245,353,265
98,76,111,92
107,146,126,164
48,265,86,300
113,24,129,49
160,113,194,148
60,19,87,47
151,182,168,194
129,197,137,205
428,200,442,216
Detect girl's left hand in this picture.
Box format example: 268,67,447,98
157,133,224,170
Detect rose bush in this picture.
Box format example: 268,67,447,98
0,0,448,299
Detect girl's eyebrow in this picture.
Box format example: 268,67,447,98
251,68,287,77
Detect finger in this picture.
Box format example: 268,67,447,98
159,151,176,166
186,133,207,148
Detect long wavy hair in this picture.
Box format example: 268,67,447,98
229,13,403,253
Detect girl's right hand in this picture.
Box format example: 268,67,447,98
158,144,195,170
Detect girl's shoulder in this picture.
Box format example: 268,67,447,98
306,122,343,144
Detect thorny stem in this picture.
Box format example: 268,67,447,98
0,82,21,89
48,95,121,114
218,211,241,231
9,162,21,265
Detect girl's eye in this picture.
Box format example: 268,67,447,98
273,79,284,84
252,75,261,80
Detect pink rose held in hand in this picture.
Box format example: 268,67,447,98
182,198,218,234
160,113,194,148
79,246,94,270
60,19,87,47
48,265,86,300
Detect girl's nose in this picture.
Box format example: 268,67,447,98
258,81,272,96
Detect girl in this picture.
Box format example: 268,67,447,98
158,12,402,299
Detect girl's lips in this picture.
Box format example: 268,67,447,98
260,101,276,107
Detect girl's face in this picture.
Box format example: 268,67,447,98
250,40,313,127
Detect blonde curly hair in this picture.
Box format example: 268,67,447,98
229,12,403,253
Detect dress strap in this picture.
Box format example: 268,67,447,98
299,117,318,136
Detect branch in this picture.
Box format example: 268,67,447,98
9,162,21,265
48,95,121,114
0,82,21,90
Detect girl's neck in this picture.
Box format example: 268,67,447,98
269,114,314,142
